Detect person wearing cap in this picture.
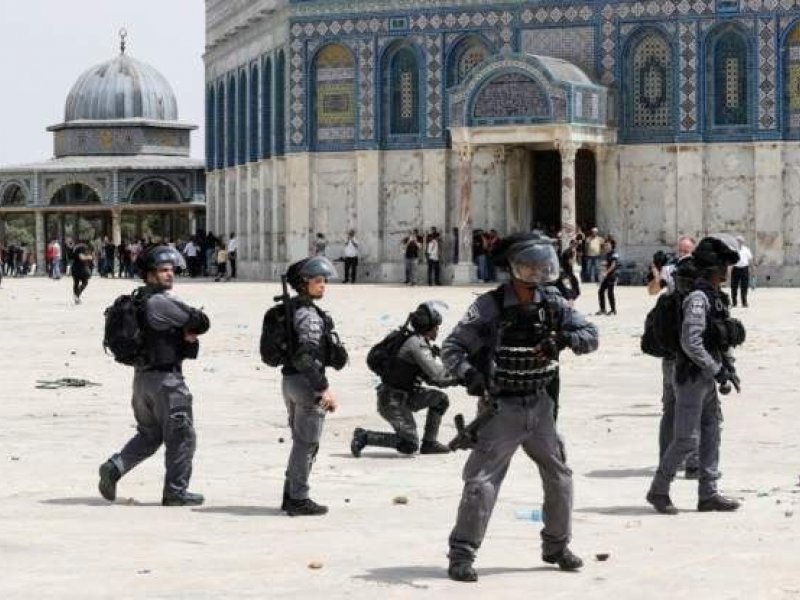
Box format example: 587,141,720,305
442,232,598,582
280,255,346,516
97,245,210,506
647,234,745,515
350,301,457,458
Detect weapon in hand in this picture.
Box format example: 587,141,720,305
276,274,295,357
716,356,741,395
448,400,498,451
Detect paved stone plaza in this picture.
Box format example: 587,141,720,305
1,277,798,599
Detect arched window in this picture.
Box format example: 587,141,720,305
384,45,421,137
313,44,356,145
447,37,489,87
1,184,26,206
629,31,673,129
250,64,260,162
711,29,749,126
784,23,800,131
262,57,272,158
130,180,181,204
226,75,236,167
215,82,225,170
206,86,216,170
238,70,247,165
275,51,286,156
50,183,100,205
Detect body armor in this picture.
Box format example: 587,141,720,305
493,302,558,395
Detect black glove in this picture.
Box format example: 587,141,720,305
463,368,487,397
537,333,570,360
714,364,741,394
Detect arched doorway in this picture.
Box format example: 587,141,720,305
47,183,108,244
50,183,101,205
575,149,597,230
130,179,181,204
1,183,27,206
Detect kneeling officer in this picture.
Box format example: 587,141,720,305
98,246,210,506
351,301,456,457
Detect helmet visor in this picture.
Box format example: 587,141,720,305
421,300,448,325
508,242,560,284
299,256,338,281
153,247,186,272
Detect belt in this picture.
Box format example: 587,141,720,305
492,392,546,406
143,365,182,374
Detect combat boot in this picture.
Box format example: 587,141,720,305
448,561,478,582
420,440,450,454
284,497,328,517
281,480,290,511
98,460,121,502
646,491,679,515
350,428,368,458
162,491,205,506
697,494,740,512
543,547,584,571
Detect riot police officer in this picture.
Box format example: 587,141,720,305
443,233,599,582
98,246,210,506
281,256,346,516
647,234,745,514
350,301,456,457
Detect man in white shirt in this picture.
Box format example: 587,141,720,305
426,230,441,286
184,238,198,278
584,227,604,283
343,230,359,283
51,240,62,279
731,236,753,308
227,233,238,279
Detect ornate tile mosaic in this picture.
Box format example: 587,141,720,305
520,27,596,77
758,16,777,129
679,21,699,131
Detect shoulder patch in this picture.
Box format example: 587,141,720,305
690,297,705,316
461,303,481,325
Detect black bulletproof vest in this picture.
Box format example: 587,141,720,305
383,339,422,392
493,302,558,394
142,293,186,370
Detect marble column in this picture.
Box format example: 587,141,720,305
555,140,579,249
452,144,474,283
111,208,122,246
34,211,44,271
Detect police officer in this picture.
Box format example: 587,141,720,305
281,256,345,516
98,246,210,506
648,236,701,479
647,234,744,514
350,301,456,457
443,233,599,582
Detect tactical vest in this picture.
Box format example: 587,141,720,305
493,301,559,395
382,338,423,391
700,287,746,352
141,292,187,371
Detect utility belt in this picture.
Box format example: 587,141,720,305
493,346,558,395
142,364,182,374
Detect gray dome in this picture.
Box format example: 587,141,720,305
64,53,178,122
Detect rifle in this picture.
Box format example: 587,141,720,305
275,274,295,359
448,397,499,451
717,353,741,395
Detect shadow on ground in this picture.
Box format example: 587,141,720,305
329,452,414,460
353,565,551,589
41,497,161,507
192,505,283,517
584,466,656,478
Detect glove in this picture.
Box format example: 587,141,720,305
714,364,741,394
714,365,733,385
537,333,570,360
463,368,487,397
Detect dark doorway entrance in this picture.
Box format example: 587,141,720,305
576,149,596,230
530,150,561,236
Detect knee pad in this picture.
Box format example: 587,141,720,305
396,438,419,455
431,393,450,415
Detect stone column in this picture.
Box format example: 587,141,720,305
555,140,579,248
111,208,122,245
754,142,784,267
356,150,381,269
452,144,475,284
188,210,197,236
34,211,44,271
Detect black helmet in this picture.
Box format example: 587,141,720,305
409,300,447,333
136,245,186,278
693,234,740,269
286,256,338,291
491,232,559,285
673,256,700,295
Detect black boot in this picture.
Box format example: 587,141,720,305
697,494,740,512
98,460,121,502
365,430,400,449
646,491,679,515
284,497,328,516
420,440,450,454
281,480,290,511
448,561,478,582
350,428,368,458
162,491,205,506
542,547,583,571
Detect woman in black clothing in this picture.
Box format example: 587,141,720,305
597,239,619,315
71,243,93,304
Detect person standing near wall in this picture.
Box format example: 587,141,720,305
227,233,238,280
731,236,753,308
585,228,604,283
403,230,421,286
426,231,441,286
596,239,618,315
343,230,359,284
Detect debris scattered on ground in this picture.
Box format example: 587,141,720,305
344,498,350,503
278,437,285,444
36,378,100,389
785,510,794,518
136,569,151,575
393,495,409,505
308,561,323,570
10,456,20,461
595,553,610,562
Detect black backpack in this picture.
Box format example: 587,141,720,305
641,292,683,358
260,300,294,367
103,287,151,366
366,327,413,378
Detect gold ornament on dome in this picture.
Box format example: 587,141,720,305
99,130,114,150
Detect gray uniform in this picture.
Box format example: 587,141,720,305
109,292,202,498
444,285,598,563
375,334,456,452
282,301,330,501
650,289,726,501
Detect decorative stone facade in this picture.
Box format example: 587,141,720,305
205,0,800,284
